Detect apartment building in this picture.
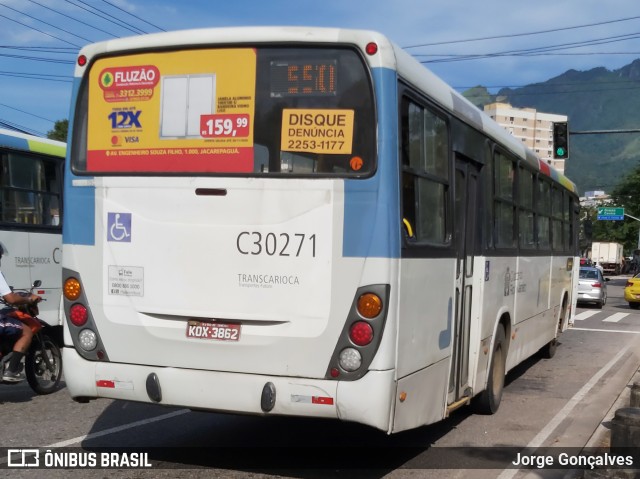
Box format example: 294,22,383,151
484,102,568,174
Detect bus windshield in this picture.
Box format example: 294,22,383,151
72,47,376,177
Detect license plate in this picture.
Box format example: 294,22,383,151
186,320,241,341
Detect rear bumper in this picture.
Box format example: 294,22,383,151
62,347,395,431
577,292,603,303
624,290,640,303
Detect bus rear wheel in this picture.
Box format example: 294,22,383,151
473,325,506,415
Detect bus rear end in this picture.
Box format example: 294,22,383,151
62,28,400,431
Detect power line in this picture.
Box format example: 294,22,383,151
462,84,640,97
403,14,640,49
63,0,147,35
416,51,640,59
0,2,92,44
0,45,77,53
99,0,165,32
25,0,119,39
0,102,57,123
0,71,72,82
0,11,81,47
0,118,45,137
419,31,640,64
0,52,74,64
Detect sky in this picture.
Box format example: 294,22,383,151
1,0,640,137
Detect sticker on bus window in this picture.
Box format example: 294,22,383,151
281,109,354,155
86,49,257,173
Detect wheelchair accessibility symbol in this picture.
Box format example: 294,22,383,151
107,212,132,242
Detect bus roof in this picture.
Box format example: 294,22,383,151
389,44,578,195
0,127,66,158
74,26,576,194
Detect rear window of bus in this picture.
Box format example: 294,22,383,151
72,46,376,178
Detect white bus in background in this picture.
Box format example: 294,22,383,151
62,27,579,433
0,128,65,334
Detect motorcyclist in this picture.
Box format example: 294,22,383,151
0,248,41,382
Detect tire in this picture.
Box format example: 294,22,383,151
630,302,640,310
540,297,567,359
25,336,62,395
473,325,506,414
596,300,603,309
540,338,557,359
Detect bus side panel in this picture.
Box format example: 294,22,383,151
0,232,32,297
0,231,60,326
510,255,553,368
479,256,516,365
392,358,450,432
391,258,455,429
28,231,62,326
396,258,455,378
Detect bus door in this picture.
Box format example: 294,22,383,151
448,156,481,405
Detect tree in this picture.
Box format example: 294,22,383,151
47,119,68,142
599,163,640,254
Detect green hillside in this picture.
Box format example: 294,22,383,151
462,60,640,194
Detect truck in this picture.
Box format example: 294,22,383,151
591,242,624,275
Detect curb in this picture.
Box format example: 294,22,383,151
582,367,640,478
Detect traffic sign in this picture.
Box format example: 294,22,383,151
597,207,624,220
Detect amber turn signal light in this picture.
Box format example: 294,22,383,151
64,277,81,301
357,293,382,319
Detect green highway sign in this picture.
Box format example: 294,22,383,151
597,207,624,220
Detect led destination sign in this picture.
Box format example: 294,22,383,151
270,60,337,97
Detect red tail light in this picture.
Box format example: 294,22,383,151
70,304,89,326
627,281,633,287
349,321,373,346
592,282,602,288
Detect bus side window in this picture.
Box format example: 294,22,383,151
400,96,449,245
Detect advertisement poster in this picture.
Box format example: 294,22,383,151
87,49,256,173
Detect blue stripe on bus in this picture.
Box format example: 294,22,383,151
343,67,400,259
63,78,96,246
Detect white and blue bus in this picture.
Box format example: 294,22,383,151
0,128,65,331
62,27,579,433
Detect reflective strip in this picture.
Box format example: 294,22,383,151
96,379,134,390
291,394,334,405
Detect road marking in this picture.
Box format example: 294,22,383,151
497,344,631,479
45,409,190,448
0,408,191,465
573,311,600,321
602,312,629,323
572,327,640,334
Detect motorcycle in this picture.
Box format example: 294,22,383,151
0,280,63,394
